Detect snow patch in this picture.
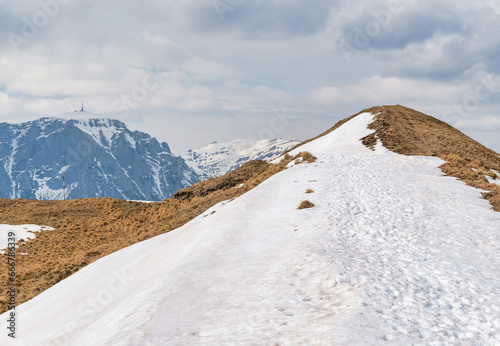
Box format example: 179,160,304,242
73,119,120,149
59,165,70,175
286,112,377,157
0,224,55,254
123,133,136,149
486,169,500,186
33,176,77,200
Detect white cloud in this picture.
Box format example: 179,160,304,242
308,76,465,106
456,116,500,130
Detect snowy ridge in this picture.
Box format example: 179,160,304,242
2,112,500,344
287,112,383,156
182,138,301,180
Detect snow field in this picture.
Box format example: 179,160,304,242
308,152,500,344
1,112,499,344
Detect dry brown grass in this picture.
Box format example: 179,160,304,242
286,104,500,211
362,105,500,212
299,151,317,163
298,200,315,209
305,189,314,194
0,151,315,313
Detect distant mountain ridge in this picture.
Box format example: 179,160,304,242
181,138,301,180
0,115,199,201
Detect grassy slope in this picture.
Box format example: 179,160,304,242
286,104,500,211
363,105,500,212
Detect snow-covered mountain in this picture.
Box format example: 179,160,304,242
3,111,500,344
181,138,300,180
0,114,199,201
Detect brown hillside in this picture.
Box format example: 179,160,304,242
289,104,500,211
364,105,500,212
0,152,315,313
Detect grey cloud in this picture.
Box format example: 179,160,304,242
369,12,463,50
0,7,28,49
336,1,465,51
339,2,500,81
15,0,337,44
185,0,336,39
333,0,500,80
387,8,500,80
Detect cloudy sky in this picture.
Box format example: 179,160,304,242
1,0,499,153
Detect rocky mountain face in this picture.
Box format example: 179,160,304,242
181,138,300,180
0,115,199,201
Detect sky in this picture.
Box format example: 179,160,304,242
0,0,499,153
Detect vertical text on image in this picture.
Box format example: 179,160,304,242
6,231,17,339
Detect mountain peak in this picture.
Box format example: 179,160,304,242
366,105,500,210
0,117,198,200
287,104,500,211
19,115,127,128
359,104,498,157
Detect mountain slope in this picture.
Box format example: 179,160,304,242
181,138,300,180
366,105,500,211
288,105,500,211
2,111,500,344
0,153,312,312
0,115,199,201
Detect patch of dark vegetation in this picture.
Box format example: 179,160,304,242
298,200,315,209
361,133,378,151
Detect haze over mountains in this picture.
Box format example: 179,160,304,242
1,105,499,344
0,114,298,201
